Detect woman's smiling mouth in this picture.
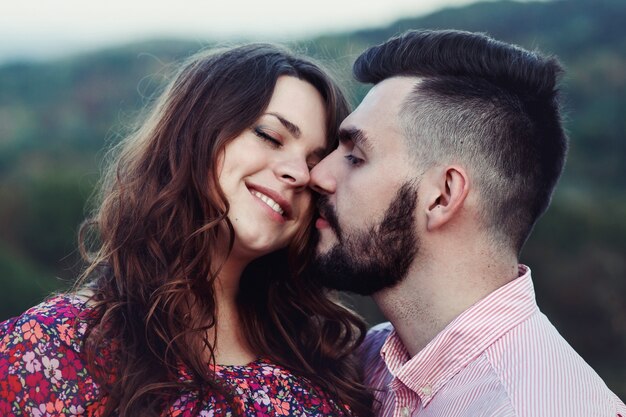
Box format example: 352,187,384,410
246,184,293,220
251,190,284,216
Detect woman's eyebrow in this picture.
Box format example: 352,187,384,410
265,112,301,138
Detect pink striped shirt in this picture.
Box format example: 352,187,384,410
360,265,626,417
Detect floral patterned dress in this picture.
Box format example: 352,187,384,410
0,295,348,416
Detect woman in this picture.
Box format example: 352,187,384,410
0,44,373,417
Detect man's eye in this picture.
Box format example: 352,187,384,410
253,127,282,147
344,154,364,166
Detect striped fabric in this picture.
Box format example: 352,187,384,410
360,265,626,417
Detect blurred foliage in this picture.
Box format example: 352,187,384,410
0,0,624,399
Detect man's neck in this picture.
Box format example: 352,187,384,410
373,254,519,357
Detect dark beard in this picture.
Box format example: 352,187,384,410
310,181,419,296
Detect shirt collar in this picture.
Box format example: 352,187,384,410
379,265,538,406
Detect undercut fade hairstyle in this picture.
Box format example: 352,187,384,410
76,44,373,417
354,29,568,253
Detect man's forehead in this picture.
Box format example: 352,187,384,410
369,76,420,103
341,76,419,139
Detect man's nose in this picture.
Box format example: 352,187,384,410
310,150,338,195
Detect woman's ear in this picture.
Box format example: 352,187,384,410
425,166,469,231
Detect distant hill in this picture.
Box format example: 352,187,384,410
305,0,626,190
1,0,624,399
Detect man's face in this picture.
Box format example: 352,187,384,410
309,77,421,295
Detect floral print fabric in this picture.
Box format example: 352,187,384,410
0,295,347,416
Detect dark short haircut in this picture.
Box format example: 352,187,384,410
354,29,568,253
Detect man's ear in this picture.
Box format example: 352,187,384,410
424,165,469,231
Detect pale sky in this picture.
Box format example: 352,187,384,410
1,0,491,62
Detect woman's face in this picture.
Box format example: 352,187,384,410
218,76,328,260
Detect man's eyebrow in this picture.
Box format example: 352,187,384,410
339,127,372,150
266,112,301,138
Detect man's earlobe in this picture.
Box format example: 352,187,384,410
426,166,469,231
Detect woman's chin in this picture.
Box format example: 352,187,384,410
230,239,289,261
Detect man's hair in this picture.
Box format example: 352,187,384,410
354,29,568,253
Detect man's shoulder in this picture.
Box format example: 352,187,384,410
482,312,625,415
365,322,394,346
368,322,394,337
358,322,394,388
359,322,393,366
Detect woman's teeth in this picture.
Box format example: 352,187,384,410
252,191,284,215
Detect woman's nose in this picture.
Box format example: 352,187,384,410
276,157,310,189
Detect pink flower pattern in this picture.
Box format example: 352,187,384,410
1,295,350,416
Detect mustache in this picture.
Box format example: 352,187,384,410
316,196,342,239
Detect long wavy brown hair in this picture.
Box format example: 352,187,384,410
75,44,373,417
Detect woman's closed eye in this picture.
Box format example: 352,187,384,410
253,127,283,148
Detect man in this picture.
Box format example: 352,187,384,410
310,30,626,416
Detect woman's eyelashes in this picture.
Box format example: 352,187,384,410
253,125,320,170
253,126,282,147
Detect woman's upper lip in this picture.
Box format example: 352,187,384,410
246,183,293,219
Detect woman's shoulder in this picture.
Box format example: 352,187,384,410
1,293,96,355
197,358,350,416
172,358,351,416
0,294,103,415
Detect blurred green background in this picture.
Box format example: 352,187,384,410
1,0,624,399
